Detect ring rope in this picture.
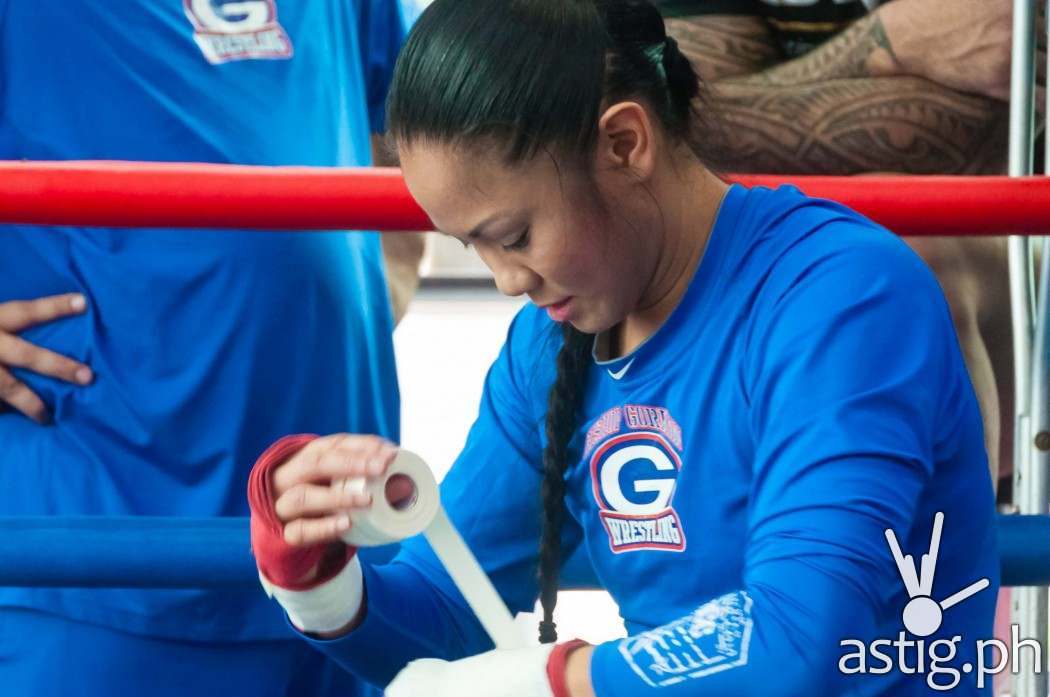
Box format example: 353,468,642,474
0,515,1045,588
0,161,1045,236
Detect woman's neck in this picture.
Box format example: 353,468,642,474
610,165,728,358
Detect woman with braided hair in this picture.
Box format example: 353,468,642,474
246,0,998,695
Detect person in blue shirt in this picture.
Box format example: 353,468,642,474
247,0,999,695
0,1,413,695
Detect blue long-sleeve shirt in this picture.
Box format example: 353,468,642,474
302,184,999,695
0,0,404,642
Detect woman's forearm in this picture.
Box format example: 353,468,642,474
567,644,597,697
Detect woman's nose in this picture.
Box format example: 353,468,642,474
492,262,539,298
478,248,539,298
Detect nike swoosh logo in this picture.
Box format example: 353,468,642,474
607,358,636,381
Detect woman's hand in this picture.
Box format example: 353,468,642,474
251,433,401,585
0,293,92,424
386,642,594,697
248,433,410,635
386,646,558,697
271,434,405,549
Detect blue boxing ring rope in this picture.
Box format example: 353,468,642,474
0,515,1048,590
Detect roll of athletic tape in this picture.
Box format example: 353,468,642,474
337,449,440,547
337,449,524,650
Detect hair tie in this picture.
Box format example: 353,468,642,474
644,39,668,81
538,619,558,644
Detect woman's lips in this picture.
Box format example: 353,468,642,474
545,297,573,322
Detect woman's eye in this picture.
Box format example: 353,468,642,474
502,227,530,252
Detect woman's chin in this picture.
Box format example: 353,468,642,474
567,311,615,336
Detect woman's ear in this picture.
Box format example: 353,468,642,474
595,101,655,181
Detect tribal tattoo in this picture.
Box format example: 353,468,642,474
708,76,1007,175
665,13,1007,175
665,15,783,82
736,13,899,87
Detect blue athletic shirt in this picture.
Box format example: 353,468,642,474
0,0,404,641
302,184,999,695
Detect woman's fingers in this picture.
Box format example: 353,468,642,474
0,332,92,385
283,514,354,547
272,434,399,497
274,481,372,522
270,433,404,547
0,293,86,333
0,365,49,424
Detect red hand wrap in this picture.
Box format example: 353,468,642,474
247,434,357,590
546,640,590,697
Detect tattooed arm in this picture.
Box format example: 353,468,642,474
663,15,782,82
735,2,1012,98
666,8,1009,174
710,76,1007,175
731,13,898,88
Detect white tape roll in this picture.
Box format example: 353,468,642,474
336,449,523,650
337,449,440,547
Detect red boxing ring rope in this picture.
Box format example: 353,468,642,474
0,160,1046,236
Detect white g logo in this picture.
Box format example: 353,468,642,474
592,432,680,514
600,444,677,515
189,0,272,33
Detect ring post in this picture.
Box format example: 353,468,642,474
1009,2,1047,696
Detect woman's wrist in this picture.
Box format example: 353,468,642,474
564,643,596,697
262,553,365,636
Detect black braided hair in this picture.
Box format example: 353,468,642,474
537,324,593,643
